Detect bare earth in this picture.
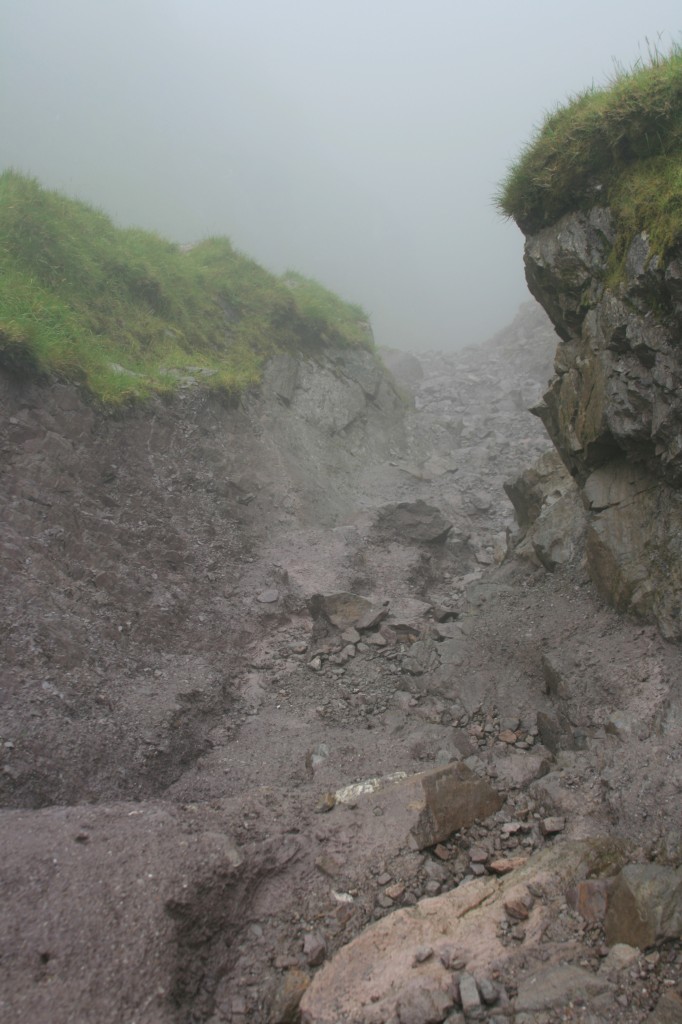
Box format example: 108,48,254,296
1,304,680,1023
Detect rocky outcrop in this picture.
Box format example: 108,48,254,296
522,207,682,637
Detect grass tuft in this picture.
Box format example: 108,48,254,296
0,171,373,404
497,43,682,271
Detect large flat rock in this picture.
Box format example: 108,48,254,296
300,838,627,1024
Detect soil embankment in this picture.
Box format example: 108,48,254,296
1,303,681,1023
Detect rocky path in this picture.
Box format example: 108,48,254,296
1,303,681,1023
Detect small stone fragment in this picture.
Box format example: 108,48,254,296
498,730,517,745
504,897,530,921
396,978,454,1024
315,851,345,877
434,844,451,861
303,931,327,967
385,882,406,901
540,816,565,836
257,588,280,603
458,972,482,1018
477,978,499,1006
599,943,639,976
268,968,310,1024
566,878,611,925
314,792,336,814
413,945,434,964
488,856,528,875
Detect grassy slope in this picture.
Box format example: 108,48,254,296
0,172,373,403
497,46,682,272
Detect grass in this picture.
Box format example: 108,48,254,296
0,171,373,404
497,43,682,273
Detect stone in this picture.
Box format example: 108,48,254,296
457,973,482,1018
604,863,682,949
490,751,552,790
396,979,454,1024
265,353,300,404
504,895,531,921
599,943,639,975
375,500,453,544
536,710,575,754
469,847,488,864
477,978,499,1006
257,588,280,603
269,968,310,1023
540,653,571,699
402,640,441,676
401,764,503,850
647,991,682,1024
504,449,573,529
488,857,528,875
312,592,387,631
303,931,327,967
530,490,585,571
514,964,611,1012
520,202,682,637
566,878,611,925
497,730,517,745
540,817,565,836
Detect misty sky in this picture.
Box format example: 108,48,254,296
2,2,680,351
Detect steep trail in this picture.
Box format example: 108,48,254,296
1,304,681,1023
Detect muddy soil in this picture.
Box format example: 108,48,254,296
1,302,680,1024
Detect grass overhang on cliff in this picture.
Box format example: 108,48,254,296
497,44,682,268
0,171,374,404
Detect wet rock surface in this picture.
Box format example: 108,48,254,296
1,302,681,1023
523,208,682,638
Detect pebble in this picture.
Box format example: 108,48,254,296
458,972,482,1016
469,846,489,864
303,931,326,967
498,729,517,744
477,978,499,1006
489,856,528,875
504,896,530,921
540,816,566,836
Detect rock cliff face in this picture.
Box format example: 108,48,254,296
522,207,682,638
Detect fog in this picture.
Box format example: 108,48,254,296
2,2,680,351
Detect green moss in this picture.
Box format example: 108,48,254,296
0,171,372,404
497,45,682,265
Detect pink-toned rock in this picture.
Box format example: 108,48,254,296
566,878,612,925
299,839,628,1024
489,856,529,875
498,730,518,744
